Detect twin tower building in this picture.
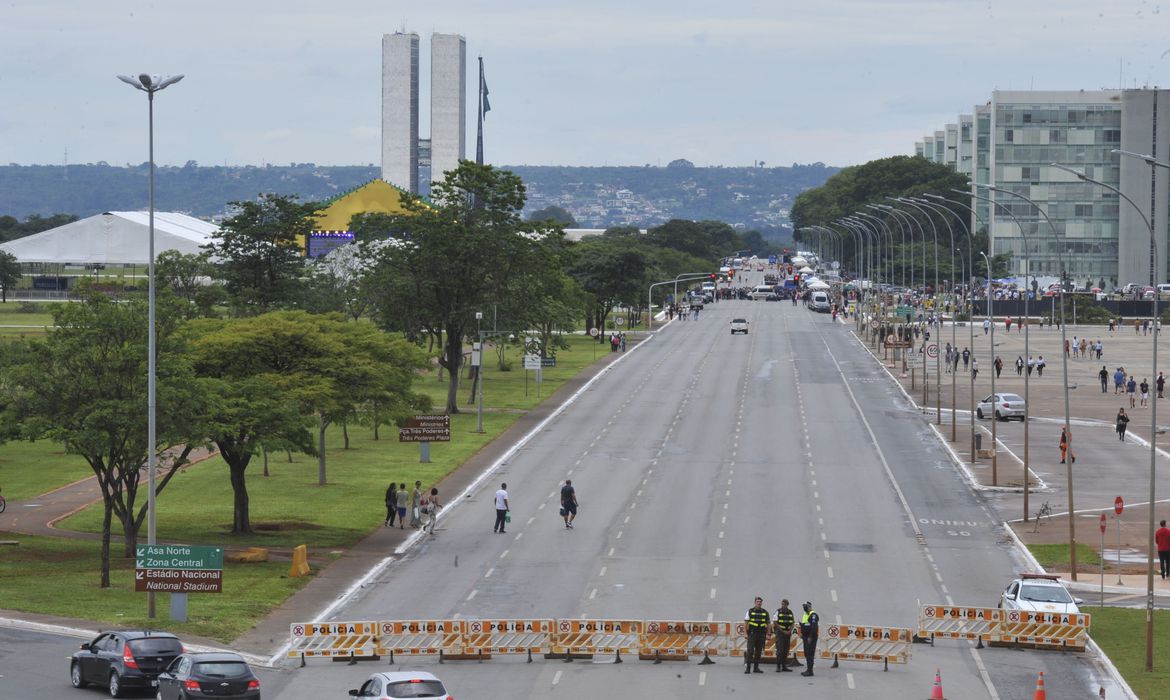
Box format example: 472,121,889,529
382,32,467,195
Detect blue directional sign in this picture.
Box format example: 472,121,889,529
768,255,778,264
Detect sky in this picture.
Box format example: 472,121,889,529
2,1,1169,170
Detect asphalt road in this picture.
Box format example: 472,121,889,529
0,279,1132,699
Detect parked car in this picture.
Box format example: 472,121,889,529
348,671,453,699
1000,573,1082,614
70,630,184,697
730,318,749,334
156,652,260,700
977,393,1026,421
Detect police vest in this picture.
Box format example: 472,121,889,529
775,608,795,631
747,607,769,629
801,610,818,632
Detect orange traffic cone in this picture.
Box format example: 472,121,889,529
929,668,945,700
1033,671,1046,700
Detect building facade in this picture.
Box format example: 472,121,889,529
382,32,420,193
430,33,467,186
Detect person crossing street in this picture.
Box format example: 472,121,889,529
743,596,770,674
799,601,819,677
773,599,796,672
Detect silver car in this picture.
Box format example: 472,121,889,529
1000,574,1081,614
349,671,452,699
977,393,1026,421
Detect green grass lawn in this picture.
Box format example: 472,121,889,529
0,439,92,500
1028,543,1103,569
1088,607,1170,699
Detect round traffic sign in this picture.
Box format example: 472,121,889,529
1100,513,1107,533
589,327,599,337
926,344,939,358
615,317,625,326
886,334,896,344
1115,496,1124,516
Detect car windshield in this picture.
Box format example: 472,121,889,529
1000,394,1024,402
193,661,250,678
1019,583,1074,604
732,319,746,323
129,638,182,655
387,679,447,698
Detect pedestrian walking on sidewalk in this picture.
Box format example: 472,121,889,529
1156,520,1170,579
1116,408,1130,441
1099,366,1109,393
385,482,398,527
410,480,423,528
395,483,409,528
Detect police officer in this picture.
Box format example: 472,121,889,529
773,598,795,672
799,601,819,676
743,596,770,674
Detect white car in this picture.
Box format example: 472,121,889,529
977,393,1026,421
349,671,452,699
730,318,749,334
1000,574,1081,614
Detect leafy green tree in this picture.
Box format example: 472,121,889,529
303,244,375,320
360,161,560,414
0,250,20,302
155,250,211,304
202,193,317,314
1,293,203,585
528,205,577,228
645,219,744,260
568,236,650,334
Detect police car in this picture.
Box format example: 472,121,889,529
999,573,1082,614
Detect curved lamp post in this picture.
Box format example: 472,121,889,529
911,197,960,440
895,198,942,424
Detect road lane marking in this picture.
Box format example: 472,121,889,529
484,567,494,578
527,517,535,525
616,531,623,539
599,566,607,577
719,531,725,539
590,588,597,599
698,671,707,686
713,566,719,577
624,516,630,524
847,672,855,690
831,589,838,602
538,503,546,510
552,670,563,686
970,648,1000,699
500,549,509,559
715,547,722,558
607,548,614,557
827,566,834,578
710,588,717,599
466,589,478,601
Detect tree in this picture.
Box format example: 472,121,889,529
528,205,577,228
1,293,203,585
568,236,650,334
183,311,429,532
0,251,19,302
202,193,317,314
155,250,211,304
361,161,560,414
303,244,375,320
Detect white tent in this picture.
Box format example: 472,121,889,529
807,279,831,290
0,211,218,265
791,256,808,266
798,265,815,273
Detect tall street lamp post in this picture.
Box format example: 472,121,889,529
118,72,183,619
1053,158,1162,670
911,197,959,441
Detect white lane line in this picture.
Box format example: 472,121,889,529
636,489,642,497
607,548,614,557
527,517,535,525
847,672,855,690
499,549,509,559
552,670,563,686
718,531,725,539
827,566,834,578
707,612,714,622
935,572,943,582
836,614,843,624
814,491,819,499
721,516,727,525
538,503,546,510
816,504,822,512
812,479,817,487
818,518,824,526
698,671,707,686
590,588,597,599
713,567,719,577
599,566,607,577
970,647,1001,699
710,588,717,599
484,567,494,578
946,595,955,606
624,516,630,524
466,589,478,601
831,590,838,602
616,531,623,539
940,585,948,594
820,532,826,541
514,532,523,541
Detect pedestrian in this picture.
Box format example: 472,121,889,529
1136,318,1142,335
1116,408,1130,441
385,482,398,527
1141,378,1150,407
410,480,423,528
493,483,509,533
1059,427,1075,464
944,345,953,374
971,357,978,380
1036,355,1046,377
395,482,409,529
560,479,577,529
619,332,626,352
1005,316,1012,333
994,356,1003,378
1026,356,1035,376
962,347,970,369
1156,520,1170,579
1099,365,1109,393
773,599,796,672
422,487,441,535
1158,371,1165,399
1064,339,1070,357
1016,355,1025,376
1114,367,1126,394
1109,318,1116,332
1127,375,1138,408
1096,340,1104,359
744,596,770,674
799,601,819,677
983,318,990,335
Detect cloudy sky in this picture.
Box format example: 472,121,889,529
2,1,1168,169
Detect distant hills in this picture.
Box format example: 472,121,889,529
0,161,837,234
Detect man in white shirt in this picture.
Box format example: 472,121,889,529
493,483,510,534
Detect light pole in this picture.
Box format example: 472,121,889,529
912,197,959,440
1054,157,1162,670
118,71,183,620
896,198,942,424
979,251,998,483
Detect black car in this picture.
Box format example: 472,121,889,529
156,652,261,700
70,630,183,697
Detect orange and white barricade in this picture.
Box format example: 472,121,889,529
288,621,379,660
463,619,554,655
821,624,912,665
917,605,1000,643
639,620,731,660
552,619,642,656
992,610,1090,650
377,620,465,656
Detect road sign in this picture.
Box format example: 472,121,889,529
1114,496,1124,515
926,344,939,358
524,354,542,370
615,317,625,326
1100,513,1107,533
135,544,223,570
399,415,450,442
540,358,556,367
589,327,599,337
135,568,222,593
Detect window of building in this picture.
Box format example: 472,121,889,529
1075,204,1092,217
1004,129,1014,143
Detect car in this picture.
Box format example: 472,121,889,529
730,318,749,334
1000,573,1082,614
70,629,184,697
349,671,453,699
976,392,1026,421
156,652,260,700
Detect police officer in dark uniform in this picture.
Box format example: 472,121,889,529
743,596,770,674
773,598,795,672
799,601,819,676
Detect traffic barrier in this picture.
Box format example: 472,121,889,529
552,619,642,657
463,618,554,655
916,605,1001,643
639,620,730,661
993,610,1089,650
378,620,465,657
288,544,310,578
288,621,379,659
821,624,912,664
728,622,802,663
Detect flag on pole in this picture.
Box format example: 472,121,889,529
481,71,491,116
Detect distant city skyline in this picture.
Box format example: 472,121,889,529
3,1,1169,169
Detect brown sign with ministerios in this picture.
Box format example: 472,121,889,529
399,414,451,442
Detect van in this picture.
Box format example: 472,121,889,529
1157,283,1170,298
751,285,775,300
809,291,831,312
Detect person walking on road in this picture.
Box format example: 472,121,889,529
410,480,423,528
799,601,819,677
560,479,578,528
1099,366,1109,393
422,487,441,535
1141,378,1150,407
1115,367,1126,394
962,347,970,370
1156,520,1170,579
773,599,796,672
971,357,979,380
394,483,409,529
983,318,990,335
1158,371,1166,399
1116,408,1130,441
493,483,510,533
385,482,398,527
1036,355,1046,377
1016,355,1025,376
1127,375,1138,408
744,596,770,674
1060,427,1075,464
994,356,1003,379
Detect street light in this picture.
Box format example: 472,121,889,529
118,71,183,620
1054,157,1162,671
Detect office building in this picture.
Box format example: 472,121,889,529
430,33,467,185
382,32,420,193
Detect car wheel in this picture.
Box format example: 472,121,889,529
108,671,123,698
70,661,88,689
976,408,984,419
995,411,1003,421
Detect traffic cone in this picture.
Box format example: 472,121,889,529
1033,671,1046,700
929,668,945,700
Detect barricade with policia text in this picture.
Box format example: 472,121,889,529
915,605,1089,651
288,617,911,667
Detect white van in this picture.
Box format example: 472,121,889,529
751,285,775,300
1157,283,1170,298
809,291,831,312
